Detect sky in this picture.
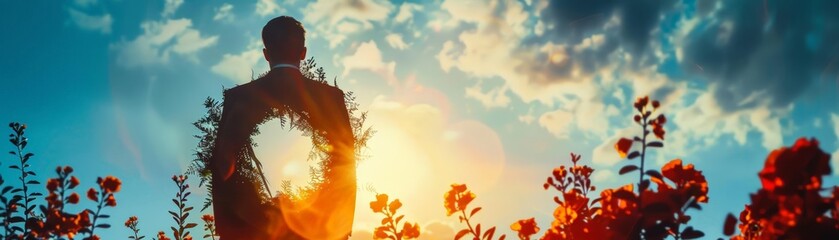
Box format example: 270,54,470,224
0,0,838,239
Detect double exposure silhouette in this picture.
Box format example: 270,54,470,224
209,16,356,239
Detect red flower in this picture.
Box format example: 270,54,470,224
758,138,831,193
105,194,117,207
615,138,634,158
634,96,649,112
63,166,73,174
660,159,708,203
46,178,60,192
66,192,80,204
125,216,138,228
87,188,98,202
68,176,80,189
100,176,122,193
201,214,214,223
444,184,474,216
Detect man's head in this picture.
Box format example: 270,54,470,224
262,16,306,66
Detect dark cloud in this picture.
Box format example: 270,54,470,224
680,0,839,111
540,0,677,59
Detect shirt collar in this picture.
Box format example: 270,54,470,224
271,63,300,71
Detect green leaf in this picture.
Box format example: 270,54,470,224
680,227,704,239
647,141,663,148
627,151,640,159
185,223,198,229
644,170,663,179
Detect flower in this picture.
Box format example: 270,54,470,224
373,226,389,239
651,100,660,108
402,222,420,239
634,96,649,112
63,166,73,174
125,216,138,227
510,218,540,239
68,176,80,189
660,159,709,203
100,176,122,193
105,194,117,207
46,178,60,192
615,138,634,158
66,192,80,204
444,184,475,216
758,138,830,193
201,214,214,223
87,188,98,202
157,231,171,240
388,199,402,213
370,194,388,213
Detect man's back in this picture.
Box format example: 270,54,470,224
211,68,356,239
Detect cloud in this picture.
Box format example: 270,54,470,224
676,0,839,112
74,0,97,7
255,0,284,17
211,41,266,83
538,109,573,139
385,33,409,50
113,18,218,68
395,2,423,23
213,3,235,22
465,84,511,109
161,0,184,17
341,41,396,83
67,8,112,34
303,0,394,47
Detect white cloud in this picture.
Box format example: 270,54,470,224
255,0,284,17
303,0,394,47
213,3,235,22
114,19,218,68
341,41,396,83
68,8,112,34
538,109,573,139
394,2,423,23
465,84,510,109
211,41,266,83
385,33,409,50
162,0,184,17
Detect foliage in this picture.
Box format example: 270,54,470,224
723,138,839,239
125,216,145,240
369,193,421,239
200,214,217,240
7,122,42,237
167,175,197,240
445,184,506,240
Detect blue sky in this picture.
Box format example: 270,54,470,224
1,0,838,239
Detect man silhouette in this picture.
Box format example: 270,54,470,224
210,16,356,240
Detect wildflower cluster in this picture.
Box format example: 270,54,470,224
723,138,839,239
369,193,420,239
445,184,506,240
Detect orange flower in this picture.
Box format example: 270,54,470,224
125,216,138,227
389,199,402,213
370,194,388,213
157,231,171,240
402,222,420,239
46,178,60,192
511,218,540,239
660,159,709,203
201,214,214,223
444,184,473,216
615,138,633,158
68,176,80,189
100,176,122,193
105,194,117,207
87,188,98,202
66,192,80,204
373,226,389,239
759,138,830,193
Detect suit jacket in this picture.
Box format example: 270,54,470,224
210,67,356,240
